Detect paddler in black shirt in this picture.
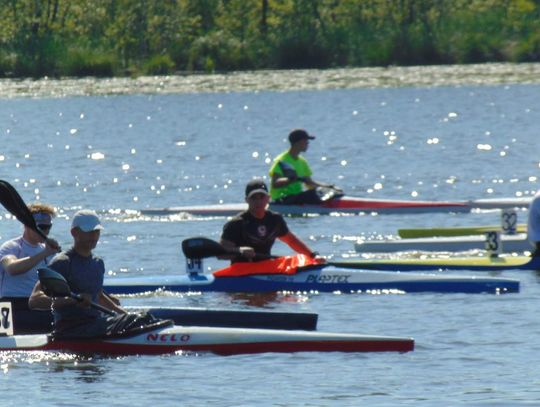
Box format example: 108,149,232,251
220,179,324,263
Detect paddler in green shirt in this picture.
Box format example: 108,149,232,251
269,129,341,205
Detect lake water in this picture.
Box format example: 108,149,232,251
1,63,540,406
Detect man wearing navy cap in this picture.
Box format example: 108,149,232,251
269,129,340,204
220,179,322,262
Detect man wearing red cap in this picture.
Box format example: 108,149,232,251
269,129,339,204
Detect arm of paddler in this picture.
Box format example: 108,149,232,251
28,281,75,311
98,290,126,314
219,238,256,260
271,172,298,188
1,245,56,276
278,232,325,263
302,176,340,191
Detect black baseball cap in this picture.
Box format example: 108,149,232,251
245,179,269,198
288,129,315,144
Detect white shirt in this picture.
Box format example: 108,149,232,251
0,236,48,297
527,190,540,245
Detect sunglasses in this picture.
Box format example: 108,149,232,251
37,224,52,232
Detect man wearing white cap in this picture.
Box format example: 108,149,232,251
30,209,127,337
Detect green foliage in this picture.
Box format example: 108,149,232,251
0,0,539,78
61,46,118,77
142,54,175,75
188,31,249,71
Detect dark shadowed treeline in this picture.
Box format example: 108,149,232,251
1,0,539,78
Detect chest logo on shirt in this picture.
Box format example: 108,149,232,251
257,225,267,237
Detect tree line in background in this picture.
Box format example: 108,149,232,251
1,0,539,78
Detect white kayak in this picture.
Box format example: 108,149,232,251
355,233,533,254
0,325,414,355
468,197,531,210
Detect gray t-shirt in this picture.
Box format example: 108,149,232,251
49,247,105,322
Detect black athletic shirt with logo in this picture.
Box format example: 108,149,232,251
221,210,289,260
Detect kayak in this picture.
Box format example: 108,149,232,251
103,265,520,294
398,224,528,238
140,196,472,216
8,306,318,335
333,255,539,272
354,233,533,253
468,197,531,210
139,196,531,217
0,325,414,355
0,269,414,356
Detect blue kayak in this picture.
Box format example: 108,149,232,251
104,265,519,295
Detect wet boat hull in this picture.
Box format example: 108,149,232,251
0,326,414,355
7,306,318,335
103,266,520,294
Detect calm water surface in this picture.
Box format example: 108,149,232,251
1,64,540,406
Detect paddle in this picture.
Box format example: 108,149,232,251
0,179,47,240
38,267,115,316
278,161,309,183
181,237,380,270
182,237,231,259
182,237,274,261
182,237,323,263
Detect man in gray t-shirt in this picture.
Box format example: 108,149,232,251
29,210,125,337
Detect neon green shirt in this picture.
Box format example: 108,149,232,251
269,151,313,200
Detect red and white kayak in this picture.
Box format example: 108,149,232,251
0,325,414,355
139,196,531,217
